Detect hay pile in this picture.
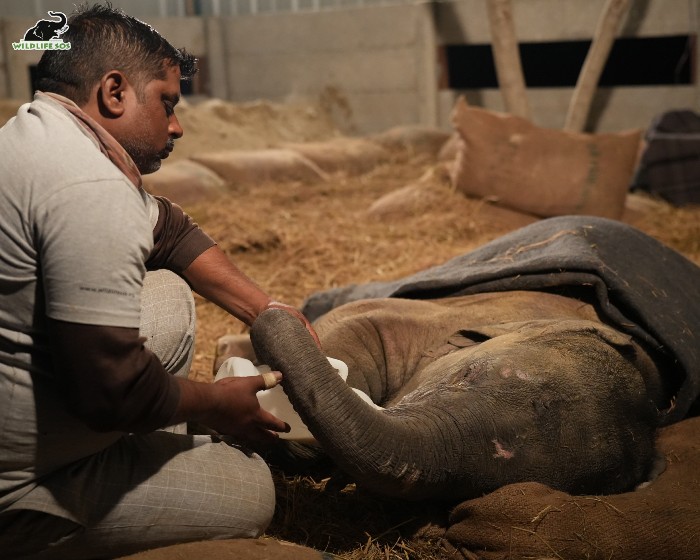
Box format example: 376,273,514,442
171,97,341,157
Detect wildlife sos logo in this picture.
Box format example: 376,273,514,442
13,11,71,51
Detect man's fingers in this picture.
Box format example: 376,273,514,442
265,301,322,348
258,408,290,433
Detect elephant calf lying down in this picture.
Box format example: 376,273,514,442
244,291,667,502
218,217,700,506
213,217,700,558
217,216,700,503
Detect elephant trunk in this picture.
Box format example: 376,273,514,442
250,309,477,501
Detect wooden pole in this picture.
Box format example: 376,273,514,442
564,0,632,132
486,0,531,120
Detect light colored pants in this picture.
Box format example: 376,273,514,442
0,271,275,559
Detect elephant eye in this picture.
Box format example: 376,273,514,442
461,357,491,384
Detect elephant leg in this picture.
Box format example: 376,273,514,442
445,416,700,560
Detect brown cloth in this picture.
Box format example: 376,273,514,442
631,109,700,206
38,91,142,188
445,416,700,560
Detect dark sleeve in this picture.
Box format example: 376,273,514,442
146,196,216,273
48,318,180,433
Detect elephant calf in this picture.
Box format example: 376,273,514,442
233,289,667,502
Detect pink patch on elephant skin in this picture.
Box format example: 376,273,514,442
492,439,515,459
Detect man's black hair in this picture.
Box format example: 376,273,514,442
35,2,197,104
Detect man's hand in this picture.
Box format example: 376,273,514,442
207,373,290,444
266,300,321,348
171,374,290,445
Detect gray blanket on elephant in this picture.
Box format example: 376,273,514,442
302,215,700,425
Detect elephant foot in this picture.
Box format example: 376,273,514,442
445,417,700,560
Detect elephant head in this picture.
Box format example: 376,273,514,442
24,12,68,41
250,293,663,502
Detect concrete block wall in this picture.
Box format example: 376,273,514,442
210,4,438,134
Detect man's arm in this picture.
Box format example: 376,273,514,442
181,244,272,326
48,319,179,433
49,319,289,443
182,245,321,344
149,196,320,343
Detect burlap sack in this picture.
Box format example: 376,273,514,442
284,137,390,175
445,416,700,559
118,537,333,560
450,97,642,219
141,159,226,207
191,149,328,186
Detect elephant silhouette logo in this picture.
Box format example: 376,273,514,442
12,11,71,51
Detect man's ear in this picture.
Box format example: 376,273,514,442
97,70,129,118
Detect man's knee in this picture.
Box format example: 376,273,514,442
2,436,276,559
140,270,196,377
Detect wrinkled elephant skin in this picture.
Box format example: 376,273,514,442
246,290,665,502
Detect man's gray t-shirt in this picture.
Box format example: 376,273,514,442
0,95,155,505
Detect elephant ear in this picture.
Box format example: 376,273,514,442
489,318,667,422
453,319,634,350
422,331,485,359
539,319,634,349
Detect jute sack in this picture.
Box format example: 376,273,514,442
141,159,226,207
118,537,333,560
450,97,642,219
284,137,390,175
445,416,700,560
191,149,328,186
